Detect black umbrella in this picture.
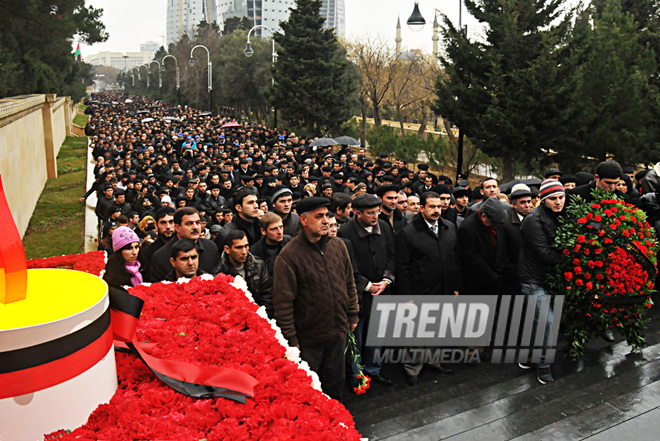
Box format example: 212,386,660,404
499,180,521,194
333,136,360,146
521,178,542,187
309,137,338,147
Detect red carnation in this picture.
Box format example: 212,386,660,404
594,215,602,222
575,279,584,286
565,272,574,281
586,281,593,290
578,218,587,224
577,235,586,243
574,266,583,275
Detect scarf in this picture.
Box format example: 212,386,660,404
125,260,143,287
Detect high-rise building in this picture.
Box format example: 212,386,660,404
320,0,345,38
166,0,219,46
217,0,345,38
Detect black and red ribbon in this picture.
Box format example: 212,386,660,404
109,286,258,403
0,286,258,403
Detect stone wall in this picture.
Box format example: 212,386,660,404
0,94,74,237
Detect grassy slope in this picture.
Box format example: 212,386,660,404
23,136,88,259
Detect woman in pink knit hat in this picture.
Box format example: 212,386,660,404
103,226,143,288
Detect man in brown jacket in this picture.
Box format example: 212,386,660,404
273,197,359,401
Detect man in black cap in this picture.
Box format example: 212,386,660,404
270,186,300,236
273,197,359,401
433,184,458,225
559,174,577,190
452,186,470,220
339,194,395,387
544,168,562,180
377,184,406,234
458,197,517,296
569,160,625,203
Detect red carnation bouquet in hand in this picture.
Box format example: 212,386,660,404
550,189,657,359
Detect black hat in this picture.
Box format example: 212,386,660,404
333,172,344,180
575,171,594,186
458,179,470,188
431,184,451,196
472,188,483,200
479,198,508,224
352,194,382,210
417,163,429,171
559,174,577,185
295,196,330,214
595,160,623,180
321,166,332,172
113,189,125,196
381,174,394,182
452,187,470,198
158,188,170,195
308,176,319,182
208,183,220,190
544,168,563,178
509,183,533,200
635,170,650,181
376,184,400,198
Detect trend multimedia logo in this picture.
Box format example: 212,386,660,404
366,295,564,364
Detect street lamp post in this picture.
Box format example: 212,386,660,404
137,64,150,89
149,60,162,97
189,45,212,112
141,64,150,88
244,25,278,126
162,54,181,105
407,1,467,183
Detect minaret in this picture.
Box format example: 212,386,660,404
432,13,439,56
395,15,402,54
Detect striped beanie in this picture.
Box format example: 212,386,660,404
538,179,565,201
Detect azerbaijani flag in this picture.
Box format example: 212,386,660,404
74,42,81,61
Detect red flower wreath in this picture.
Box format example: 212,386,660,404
550,189,657,359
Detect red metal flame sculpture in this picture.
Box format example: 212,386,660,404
0,175,27,303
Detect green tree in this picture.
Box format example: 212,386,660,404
216,30,275,119
433,0,578,181
573,0,660,165
0,0,107,100
272,0,357,135
223,17,253,34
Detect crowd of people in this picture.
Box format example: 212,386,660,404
87,92,659,402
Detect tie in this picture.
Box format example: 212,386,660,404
431,224,438,236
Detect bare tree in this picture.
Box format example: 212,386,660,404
346,37,398,127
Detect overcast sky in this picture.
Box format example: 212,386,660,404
80,0,485,56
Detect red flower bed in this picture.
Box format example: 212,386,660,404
31,252,360,440
27,250,106,275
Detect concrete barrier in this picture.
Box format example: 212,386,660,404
0,94,74,237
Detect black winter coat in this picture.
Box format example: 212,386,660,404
395,213,461,296
339,218,396,315
213,252,273,318
518,204,563,287
457,213,518,296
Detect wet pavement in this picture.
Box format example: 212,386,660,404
344,296,660,440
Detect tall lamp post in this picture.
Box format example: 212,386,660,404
189,45,212,112
149,60,162,97
138,64,149,88
162,54,181,104
407,1,467,183
244,25,277,126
